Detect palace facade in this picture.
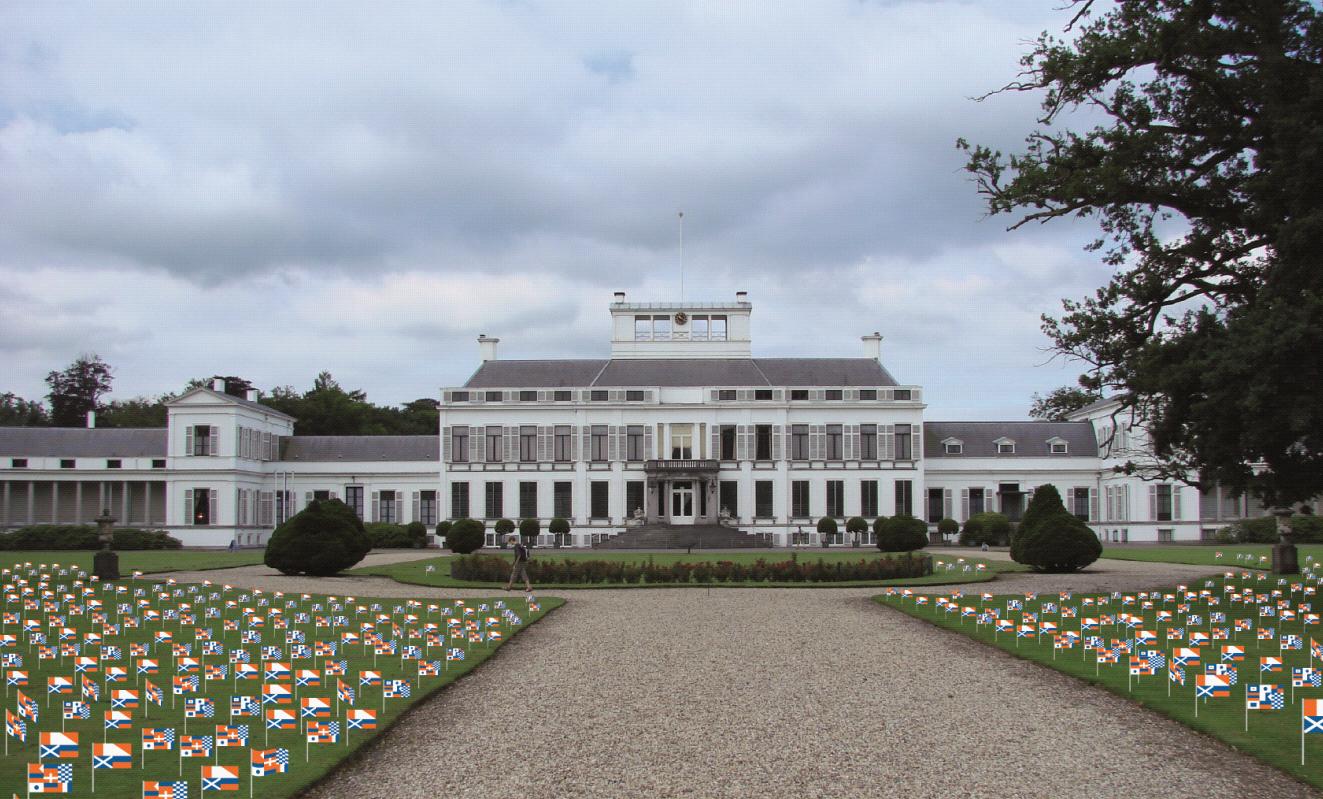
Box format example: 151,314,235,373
0,293,1270,547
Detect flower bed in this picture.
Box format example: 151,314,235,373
450,552,932,584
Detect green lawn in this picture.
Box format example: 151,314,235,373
0,558,560,798
1101,544,1323,569
878,574,1323,789
0,550,267,574
352,550,1022,589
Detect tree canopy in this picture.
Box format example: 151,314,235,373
1029,385,1103,421
960,0,1323,507
45,354,113,427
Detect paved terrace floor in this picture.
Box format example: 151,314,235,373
163,551,1318,799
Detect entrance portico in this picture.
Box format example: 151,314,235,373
643,459,719,525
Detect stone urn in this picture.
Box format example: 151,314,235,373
1272,508,1299,575
93,508,120,581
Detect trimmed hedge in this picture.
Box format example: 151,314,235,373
445,518,485,554
0,525,182,550
264,498,371,576
960,512,1011,546
449,553,933,584
519,518,540,541
1010,483,1101,573
364,522,427,548
876,515,928,552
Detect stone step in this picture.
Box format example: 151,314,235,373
593,524,772,550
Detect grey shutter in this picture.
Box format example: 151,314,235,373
912,426,922,460
772,425,783,460
185,427,194,456
395,494,404,524
1148,485,1158,521
371,491,380,523
943,488,953,520
184,489,194,525
1172,485,1182,520
304,491,312,509
1090,488,1099,522
644,426,653,460
711,427,720,461
236,426,243,457
442,427,451,462
961,488,969,522
208,489,217,524
209,427,219,456
412,491,420,522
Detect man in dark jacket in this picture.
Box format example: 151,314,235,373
504,534,533,592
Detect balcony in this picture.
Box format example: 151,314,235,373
644,459,719,474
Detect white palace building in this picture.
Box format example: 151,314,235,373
0,292,1271,548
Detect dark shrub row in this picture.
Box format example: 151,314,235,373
959,512,1011,546
363,522,427,548
1217,514,1323,543
0,524,182,550
450,552,933,584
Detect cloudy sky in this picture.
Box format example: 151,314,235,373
0,1,1116,419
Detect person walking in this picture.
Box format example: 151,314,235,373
504,534,533,592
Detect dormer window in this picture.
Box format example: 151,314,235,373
942,438,963,455
518,390,537,402
484,391,502,402
994,437,1016,455
1047,437,1069,455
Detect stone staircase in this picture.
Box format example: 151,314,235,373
593,524,772,550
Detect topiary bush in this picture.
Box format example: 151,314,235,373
846,516,869,545
876,514,928,552
494,518,515,545
1010,484,1101,572
405,521,427,548
263,499,371,577
937,517,959,539
445,518,485,554
548,517,570,547
364,522,417,548
435,520,452,547
960,512,1011,546
519,517,540,542
817,516,838,546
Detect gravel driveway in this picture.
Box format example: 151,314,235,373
161,555,1317,799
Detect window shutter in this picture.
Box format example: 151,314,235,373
1148,485,1157,521
913,427,922,460
412,491,421,522
395,495,404,523
710,428,720,461
538,391,549,402
442,427,451,462
209,428,219,456
738,389,752,402
961,488,969,521
236,426,242,456
185,427,194,456
1171,485,1182,520
371,491,381,523
1090,488,1099,521
772,425,783,460
943,488,953,520
208,490,217,524
184,489,194,525
710,390,720,402
610,390,624,402
304,491,312,509
644,426,653,460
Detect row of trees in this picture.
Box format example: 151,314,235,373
1,356,438,435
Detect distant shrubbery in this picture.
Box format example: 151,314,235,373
449,553,932,584
0,525,181,550
363,522,427,548
960,512,1011,547
1216,514,1323,544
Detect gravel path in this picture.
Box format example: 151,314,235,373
159,556,1317,799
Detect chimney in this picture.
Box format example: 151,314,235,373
612,291,626,304
86,410,96,429
862,332,883,361
735,290,749,304
478,334,500,362
245,389,259,402
211,377,226,392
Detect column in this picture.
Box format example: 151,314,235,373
2,481,9,526
52,481,59,524
145,482,153,526
75,482,82,524
27,481,35,525
122,480,130,525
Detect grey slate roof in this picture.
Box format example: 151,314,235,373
463,358,897,388
923,421,1097,458
0,428,167,458
280,435,439,462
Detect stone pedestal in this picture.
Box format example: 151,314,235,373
1273,542,1300,575
93,549,120,581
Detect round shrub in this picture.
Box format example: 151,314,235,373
817,516,838,545
405,521,427,548
445,518,485,554
876,515,928,552
548,517,570,546
519,517,540,542
1010,485,1101,572
937,518,959,538
493,519,515,544
435,520,452,545
960,512,1011,546
264,499,371,577
1013,484,1062,552
871,516,890,540
846,516,869,544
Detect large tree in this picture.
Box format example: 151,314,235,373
45,354,114,427
0,392,49,426
959,0,1323,509
1029,385,1103,421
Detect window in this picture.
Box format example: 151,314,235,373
484,482,503,519
191,425,214,456
709,315,727,341
968,487,986,516
720,481,739,517
591,426,609,462
791,425,809,460
152,459,166,469
10,458,27,468
893,389,912,401
379,490,397,524
486,426,503,462
451,483,470,518
192,488,211,525
314,490,331,501
755,425,772,460
1051,441,1069,454
670,424,693,459
895,425,912,460
755,481,774,517
1069,487,1090,520
826,480,844,518
718,390,737,401
944,440,963,455
104,459,121,469
858,389,877,400
554,390,572,402
860,480,879,517
590,482,609,519
519,390,537,402
634,316,652,341
419,490,437,525
996,440,1015,455
452,428,469,463
691,315,709,340
927,488,945,524
519,426,537,462
825,389,843,401
590,390,609,402
720,425,737,460
790,389,809,401
754,389,773,401
627,426,645,461
860,425,878,460
554,482,573,518
791,481,811,518
60,459,75,469
519,482,537,519
451,391,469,402
1157,528,1173,543
1155,484,1174,521
345,486,364,518
626,481,644,518
826,425,843,460
485,391,502,402
626,390,645,402
895,480,913,516
652,315,671,340
554,426,572,462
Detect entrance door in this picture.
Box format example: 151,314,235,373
670,481,696,525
